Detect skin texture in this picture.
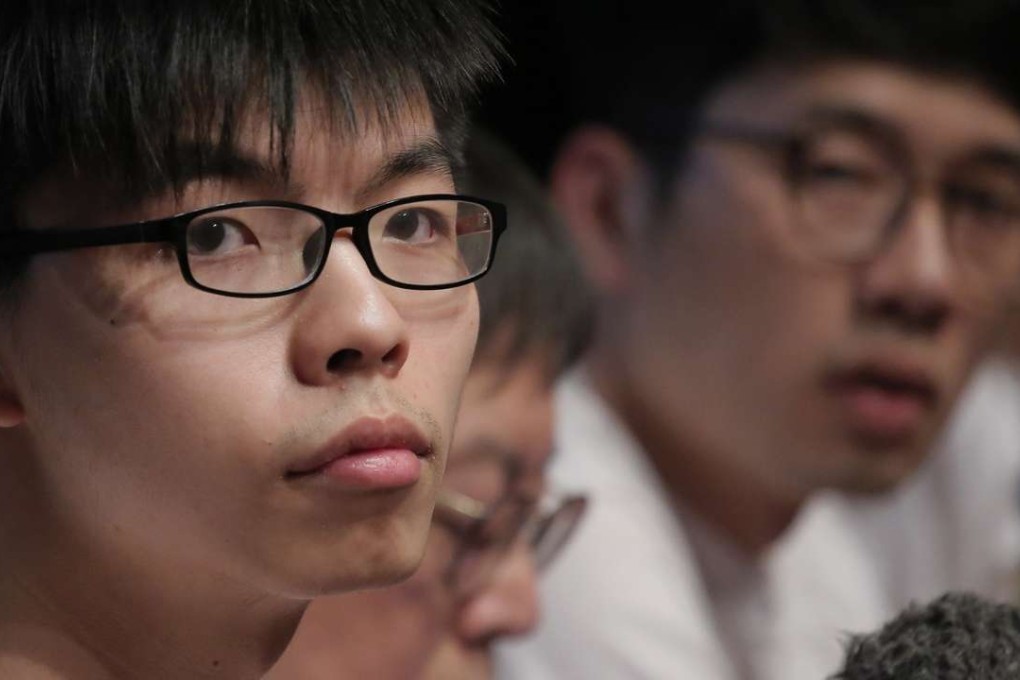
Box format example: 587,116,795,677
267,349,554,680
0,99,479,679
552,59,1020,554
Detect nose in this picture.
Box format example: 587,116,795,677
455,541,540,645
289,236,410,385
855,193,954,334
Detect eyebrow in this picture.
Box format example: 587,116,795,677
168,143,289,188
800,104,1020,170
354,136,458,204
798,104,901,139
157,136,458,206
958,146,1020,176
110,143,300,209
449,439,525,477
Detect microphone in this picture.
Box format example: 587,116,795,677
832,591,1020,679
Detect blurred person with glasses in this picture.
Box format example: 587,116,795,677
0,2,506,679
481,1,1020,679
268,128,592,680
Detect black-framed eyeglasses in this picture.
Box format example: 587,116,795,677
435,488,587,598
698,119,1020,295
0,194,507,298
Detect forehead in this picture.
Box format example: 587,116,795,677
446,355,556,481
703,59,1020,159
257,96,452,205
21,94,452,229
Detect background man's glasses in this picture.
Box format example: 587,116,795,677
436,489,587,598
0,194,507,297
698,119,1020,297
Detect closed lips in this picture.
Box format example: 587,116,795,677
285,417,432,479
828,363,937,404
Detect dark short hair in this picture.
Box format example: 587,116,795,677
0,0,504,286
833,592,1020,680
462,128,592,382
481,0,1020,183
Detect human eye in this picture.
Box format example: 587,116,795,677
946,161,1020,226
799,131,890,188
478,496,534,544
380,206,451,245
459,503,516,551
948,185,1013,213
946,184,1020,227
185,216,259,256
803,159,875,183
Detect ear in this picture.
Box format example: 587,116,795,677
549,125,653,293
0,366,26,428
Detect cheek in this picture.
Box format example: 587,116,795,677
10,280,289,524
635,193,849,389
401,289,480,417
24,319,283,450
927,307,999,412
620,169,856,461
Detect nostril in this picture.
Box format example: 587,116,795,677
326,348,362,372
869,297,949,334
381,344,405,367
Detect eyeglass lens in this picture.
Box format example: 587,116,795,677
448,494,587,597
183,199,494,295
790,126,1020,296
529,496,587,569
449,496,533,597
791,127,905,262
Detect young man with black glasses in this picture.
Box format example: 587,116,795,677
0,2,504,678
487,1,1020,678
268,129,592,680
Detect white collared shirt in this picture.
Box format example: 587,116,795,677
496,363,1020,679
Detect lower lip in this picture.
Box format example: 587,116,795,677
836,384,929,441
315,448,424,490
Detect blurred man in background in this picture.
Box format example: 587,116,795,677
484,1,1020,678
267,129,592,680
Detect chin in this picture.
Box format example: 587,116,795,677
356,546,426,590
292,544,425,598
833,449,930,496
344,524,433,591
274,510,433,598
821,425,937,493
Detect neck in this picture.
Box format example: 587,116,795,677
0,545,303,680
587,350,803,557
0,482,303,679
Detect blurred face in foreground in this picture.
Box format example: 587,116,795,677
269,341,585,680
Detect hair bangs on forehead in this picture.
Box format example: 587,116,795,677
0,0,502,203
